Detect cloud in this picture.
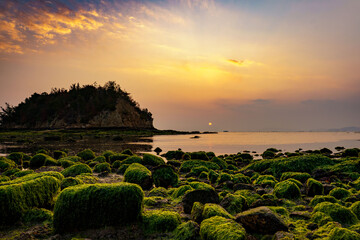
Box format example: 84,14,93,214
227,59,263,67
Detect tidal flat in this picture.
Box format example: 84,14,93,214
0,145,360,240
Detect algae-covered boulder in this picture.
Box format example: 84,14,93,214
0,174,61,225
77,149,96,161
313,202,358,226
61,163,92,177
191,202,204,223
53,182,144,233
280,172,311,183
273,180,301,199
310,195,338,207
306,178,324,197
30,154,57,169
141,153,165,166
180,160,220,173
60,177,84,190
122,155,142,165
7,152,23,166
200,216,246,240
350,201,360,219
152,165,179,188
142,210,181,233
182,189,220,214
220,193,248,215
235,206,288,234
124,163,153,190
22,208,53,224
0,157,16,172
172,185,193,199
173,221,200,240
329,187,351,200
202,203,233,220
148,187,169,198
328,227,360,240
93,162,111,173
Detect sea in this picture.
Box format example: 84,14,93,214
140,132,360,156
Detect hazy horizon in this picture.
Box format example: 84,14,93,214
1,0,359,131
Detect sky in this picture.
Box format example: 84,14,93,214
0,0,359,131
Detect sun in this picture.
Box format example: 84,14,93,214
208,122,212,126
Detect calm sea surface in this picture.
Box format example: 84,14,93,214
142,132,360,156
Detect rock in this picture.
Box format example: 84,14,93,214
233,183,255,191
307,223,318,230
323,184,336,195
289,211,311,220
274,231,295,240
250,199,278,208
182,189,220,214
235,206,288,234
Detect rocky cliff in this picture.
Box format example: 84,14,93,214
0,82,154,129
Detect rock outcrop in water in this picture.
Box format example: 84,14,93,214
0,81,154,129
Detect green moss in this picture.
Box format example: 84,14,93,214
253,175,277,185
180,160,220,173
53,150,67,160
152,165,179,188
273,180,301,200
311,211,332,226
310,195,338,207
77,149,96,161
199,171,209,180
124,163,152,190
280,172,311,183
142,210,181,233
59,159,75,168
75,173,98,184
59,156,81,162
121,149,133,156
60,177,84,190
313,202,358,226
189,181,214,191
0,175,10,182
220,194,247,215
143,196,163,207
286,178,303,188
112,160,122,169
141,153,165,166
245,154,334,177
232,173,250,184
328,227,360,240
202,203,233,220
122,155,142,165
172,185,194,199
7,152,23,166
234,190,261,205
190,151,210,161
306,178,324,197
93,162,111,173
102,150,115,161
329,187,351,200
164,150,185,160
200,216,246,240
0,157,16,172
148,187,169,197
191,202,204,223
29,153,57,169
190,166,209,176
0,171,64,186
117,164,130,175
22,208,53,224
350,177,360,190
3,168,20,177
109,153,129,163
173,221,199,240
350,201,360,219
92,156,106,163
211,157,227,169
53,182,144,233
217,173,232,184
0,175,61,225
268,206,289,217
61,163,92,177
209,170,219,184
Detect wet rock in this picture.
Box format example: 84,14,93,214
235,206,288,234
182,189,220,214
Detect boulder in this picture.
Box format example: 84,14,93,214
235,206,288,234
182,189,219,214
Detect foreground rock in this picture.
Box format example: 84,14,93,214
182,189,220,214
235,206,288,234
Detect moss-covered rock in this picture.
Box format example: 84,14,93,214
0,175,61,225
180,160,220,173
350,201,360,219
60,177,84,190
172,185,194,199
109,153,129,163
141,153,165,166
117,163,130,175
124,163,153,190
0,157,16,172
209,170,219,184
173,221,200,240
306,178,324,197
77,149,96,161
93,162,111,173
182,189,220,214
59,159,75,169
75,174,98,184
142,210,181,233
7,152,23,166
234,190,261,205
273,180,301,200
190,166,209,177
148,187,169,198
310,195,338,207
122,155,142,165
61,163,92,177
220,194,248,215
328,227,360,240
0,175,10,182
329,187,351,200
311,211,333,226
30,154,57,169
280,172,311,183
211,157,227,169
200,216,246,240
191,202,204,223
202,203,233,220
217,172,232,184
350,177,360,191
152,165,179,188
22,208,53,224
232,173,251,184
53,150,67,160
53,182,144,232
313,202,358,226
